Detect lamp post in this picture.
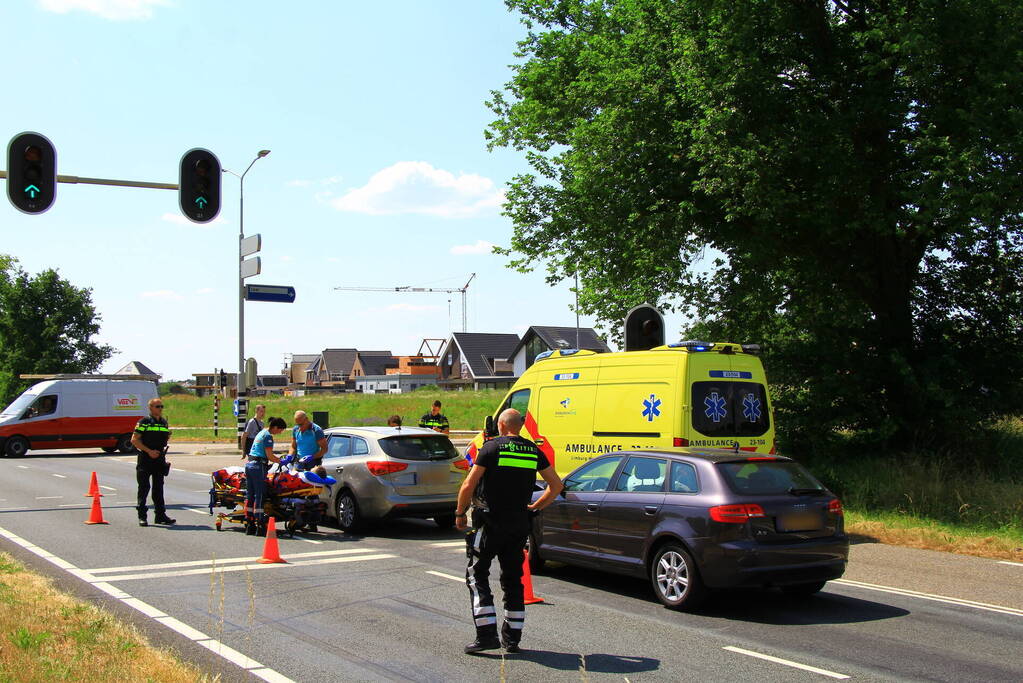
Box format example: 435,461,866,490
224,149,270,447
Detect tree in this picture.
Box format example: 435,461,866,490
0,257,114,404
487,0,1023,449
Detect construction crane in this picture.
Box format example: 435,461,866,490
334,273,477,332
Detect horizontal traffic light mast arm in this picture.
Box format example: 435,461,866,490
0,169,177,190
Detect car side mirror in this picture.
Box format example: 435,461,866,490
484,415,497,438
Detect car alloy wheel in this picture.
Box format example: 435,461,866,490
335,491,361,532
651,543,705,610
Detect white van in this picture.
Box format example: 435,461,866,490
0,379,157,457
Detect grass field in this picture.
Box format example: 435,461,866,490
0,552,211,682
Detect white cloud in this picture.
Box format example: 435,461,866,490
450,240,495,256
161,212,227,227
330,161,505,218
38,0,171,21
140,289,183,302
194,287,214,295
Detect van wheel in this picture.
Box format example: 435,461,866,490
4,436,29,458
335,491,362,533
116,434,134,453
650,543,706,611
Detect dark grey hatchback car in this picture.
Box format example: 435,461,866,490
528,448,848,610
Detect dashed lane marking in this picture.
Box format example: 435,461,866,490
426,570,463,582
0,523,295,683
16,465,28,469
430,541,465,548
52,474,67,479
36,496,63,500
186,508,208,515
100,485,116,491
724,646,848,679
833,578,1023,617
59,504,86,508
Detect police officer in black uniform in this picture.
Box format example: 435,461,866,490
455,408,563,654
418,400,450,434
131,397,176,527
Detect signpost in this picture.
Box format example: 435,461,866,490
244,284,296,303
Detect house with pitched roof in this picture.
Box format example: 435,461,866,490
508,326,610,375
436,332,521,390
304,348,360,388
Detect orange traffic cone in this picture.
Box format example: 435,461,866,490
522,549,544,604
85,471,102,497
84,494,109,525
257,517,287,564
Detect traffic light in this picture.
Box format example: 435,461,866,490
7,132,56,214
179,148,221,223
624,303,665,351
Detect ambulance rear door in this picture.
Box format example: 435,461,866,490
686,351,773,452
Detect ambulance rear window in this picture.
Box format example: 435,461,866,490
691,382,769,437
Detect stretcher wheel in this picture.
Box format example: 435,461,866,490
215,520,222,531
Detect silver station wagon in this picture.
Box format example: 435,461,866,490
318,426,470,532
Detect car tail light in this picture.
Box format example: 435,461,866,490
673,438,689,447
827,498,844,516
709,503,766,523
366,461,408,476
453,459,471,471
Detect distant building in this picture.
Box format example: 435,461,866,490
351,351,398,379
113,361,161,381
284,354,319,386
354,373,437,394
305,349,360,389
436,332,520,391
388,355,440,378
508,326,610,375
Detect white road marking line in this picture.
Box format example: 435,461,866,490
98,554,395,582
291,534,323,545
430,541,465,547
0,523,295,683
16,465,29,469
100,485,116,491
59,504,85,508
833,578,1023,617
192,489,209,493
88,547,381,573
186,508,208,515
36,496,63,500
426,570,463,582
52,474,67,478
0,507,29,511
171,468,189,473
998,561,1023,567
723,646,849,679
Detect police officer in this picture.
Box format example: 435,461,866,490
131,397,176,527
419,400,450,434
455,408,563,654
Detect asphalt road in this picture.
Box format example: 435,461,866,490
1,447,1021,682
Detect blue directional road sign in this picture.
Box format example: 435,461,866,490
244,284,296,303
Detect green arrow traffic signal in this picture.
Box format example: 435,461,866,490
24,184,40,199
195,196,208,209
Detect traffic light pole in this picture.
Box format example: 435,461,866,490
0,170,178,191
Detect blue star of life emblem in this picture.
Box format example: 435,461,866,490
642,394,662,422
742,393,762,422
704,392,727,423
560,398,570,408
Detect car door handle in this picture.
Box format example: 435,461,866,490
334,466,344,474
586,503,599,512
643,505,658,515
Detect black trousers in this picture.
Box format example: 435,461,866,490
465,519,527,643
136,469,166,519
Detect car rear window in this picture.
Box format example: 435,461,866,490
716,461,825,495
380,436,458,461
691,381,770,437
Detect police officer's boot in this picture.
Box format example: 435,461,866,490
245,519,257,536
464,625,500,655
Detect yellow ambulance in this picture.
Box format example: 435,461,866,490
467,341,775,477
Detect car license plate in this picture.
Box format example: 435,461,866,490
777,510,823,532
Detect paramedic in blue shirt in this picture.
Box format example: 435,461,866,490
289,410,327,469
246,416,286,536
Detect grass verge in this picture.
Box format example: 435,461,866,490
846,511,1023,561
0,551,213,682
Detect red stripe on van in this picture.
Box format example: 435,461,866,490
524,411,555,470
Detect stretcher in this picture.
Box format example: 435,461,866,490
208,461,335,536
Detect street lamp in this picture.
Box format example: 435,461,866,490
223,149,270,447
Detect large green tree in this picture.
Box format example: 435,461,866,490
0,256,114,404
488,0,1023,449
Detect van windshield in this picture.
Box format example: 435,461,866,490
691,381,770,437
1,393,37,417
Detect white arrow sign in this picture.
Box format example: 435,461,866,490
240,234,261,258
240,256,261,279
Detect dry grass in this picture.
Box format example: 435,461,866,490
847,512,1023,562
0,552,214,683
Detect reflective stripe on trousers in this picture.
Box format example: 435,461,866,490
465,522,527,642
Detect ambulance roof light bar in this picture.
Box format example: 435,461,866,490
666,341,715,351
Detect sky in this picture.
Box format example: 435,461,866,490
1,0,689,381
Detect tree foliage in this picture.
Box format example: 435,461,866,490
488,0,1023,449
0,256,114,404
